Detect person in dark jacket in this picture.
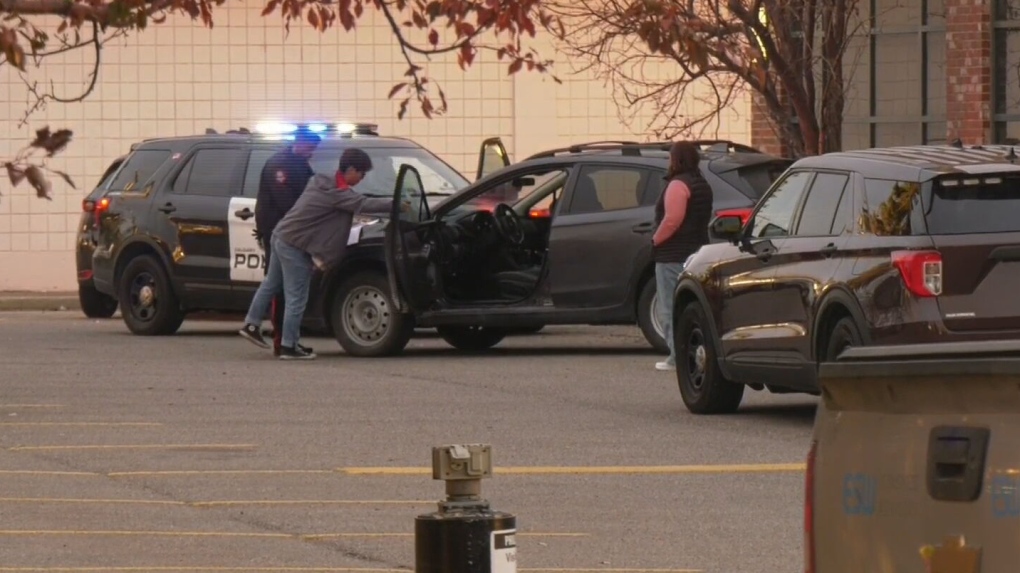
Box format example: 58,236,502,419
253,130,320,355
651,141,714,371
239,148,400,360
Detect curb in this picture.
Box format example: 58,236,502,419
0,292,81,312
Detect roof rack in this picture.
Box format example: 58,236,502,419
525,139,761,160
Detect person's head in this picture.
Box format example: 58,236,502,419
291,130,321,159
338,147,373,187
666,141,701,179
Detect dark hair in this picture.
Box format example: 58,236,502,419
293,130,321,146
339,148,373,173
666,141,700,179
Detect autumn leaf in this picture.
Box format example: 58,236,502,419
29,127,73,157
508,58,522,74
54,170,77,190
24,166,52,200
428,28,438,45
5,162,25,187
388,82,408,98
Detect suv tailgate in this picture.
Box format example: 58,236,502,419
926,173,1020,332
811,340,1020,572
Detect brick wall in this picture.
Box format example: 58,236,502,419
945,0,992,144
751,0,993,155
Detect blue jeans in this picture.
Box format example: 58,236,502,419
655,261,685,365
244,234,314,348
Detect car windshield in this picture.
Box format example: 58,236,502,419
308,145,469,199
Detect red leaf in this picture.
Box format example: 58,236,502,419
398,98,410,120
388,82,407,99
5,162,25,187
412,11,427,28
428,29,438,45
261,0,279,16
508,58,522,74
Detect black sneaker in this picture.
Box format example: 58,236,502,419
274,343,312,357
278,345,316,360
238,324,270,349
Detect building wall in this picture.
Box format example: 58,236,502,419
751,0,1001,154
0,5,752,292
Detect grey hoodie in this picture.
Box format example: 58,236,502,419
273,173,391,269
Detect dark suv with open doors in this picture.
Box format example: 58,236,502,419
671,142,1020,414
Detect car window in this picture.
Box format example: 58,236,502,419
242,148,282,198
925,174,1020,234
860,178,921,236
308,145,468,198
714,159,793,201
173,148,248,197
455,168,570,214
794,172,850,237
830,181,853,235
641,170,668,206
746,170,812,238
565,166,649,215
107,149,172,193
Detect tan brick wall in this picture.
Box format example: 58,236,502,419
0,5,751,291
946,0,992,143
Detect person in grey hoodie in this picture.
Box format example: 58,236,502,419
238,147,393,360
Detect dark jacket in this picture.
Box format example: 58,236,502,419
273,174,391,270
653,171,713,263
254,148,315,237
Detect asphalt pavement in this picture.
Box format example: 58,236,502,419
0,311,817,573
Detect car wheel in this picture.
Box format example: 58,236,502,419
436,326,507,351
117,255,185,336
675,304,744,415
78,283,118,318
637,279,669,353
331,271,413,357
823,316,862,362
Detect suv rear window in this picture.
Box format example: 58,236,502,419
715,160,792,200
926,174,1020,234
107,149,172,192
86,157,127,200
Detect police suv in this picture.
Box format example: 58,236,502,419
84,122,471,343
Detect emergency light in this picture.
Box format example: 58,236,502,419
253,121,379,136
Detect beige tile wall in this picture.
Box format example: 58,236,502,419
0,4,751,292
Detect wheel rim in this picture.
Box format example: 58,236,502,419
128,272,158,322
685,326,707,392
342,285,391,346
650,292,665,339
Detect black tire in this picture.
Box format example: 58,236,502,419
822,316,863,362
117,255,185,336
78,283,118,318
331,271,413,357
637,278,669,353
436,326,507,351
675,304,745,414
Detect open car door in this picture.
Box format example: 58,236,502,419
476,137,510,181
385,164,438,313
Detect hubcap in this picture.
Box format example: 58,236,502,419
650,292,665,338
343,286,390,345
686,327,707,391
129,272,157,322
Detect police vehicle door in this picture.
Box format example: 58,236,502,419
153,146,248,303
228,146,280,286
385,164,437,311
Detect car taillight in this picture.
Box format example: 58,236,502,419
715,208,752,225
804,439,817,573
82,197,110,227
891,250,942,297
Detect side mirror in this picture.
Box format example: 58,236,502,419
710,214,744,243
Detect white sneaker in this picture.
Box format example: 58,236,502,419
655,360,675,371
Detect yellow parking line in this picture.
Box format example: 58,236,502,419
0,529,585,540
0,497,433,507
8,444,257,452
0,423,162,427
338,463,807,475
0,471,100,477
0,404,64,408
108,469,334,477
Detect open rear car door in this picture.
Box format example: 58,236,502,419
385,164,439,313
477,137,510,181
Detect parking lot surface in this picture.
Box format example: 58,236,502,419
0,311,815,573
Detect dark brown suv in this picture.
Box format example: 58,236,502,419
671,142,1020,414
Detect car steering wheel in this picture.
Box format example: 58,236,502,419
493,204,525,245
